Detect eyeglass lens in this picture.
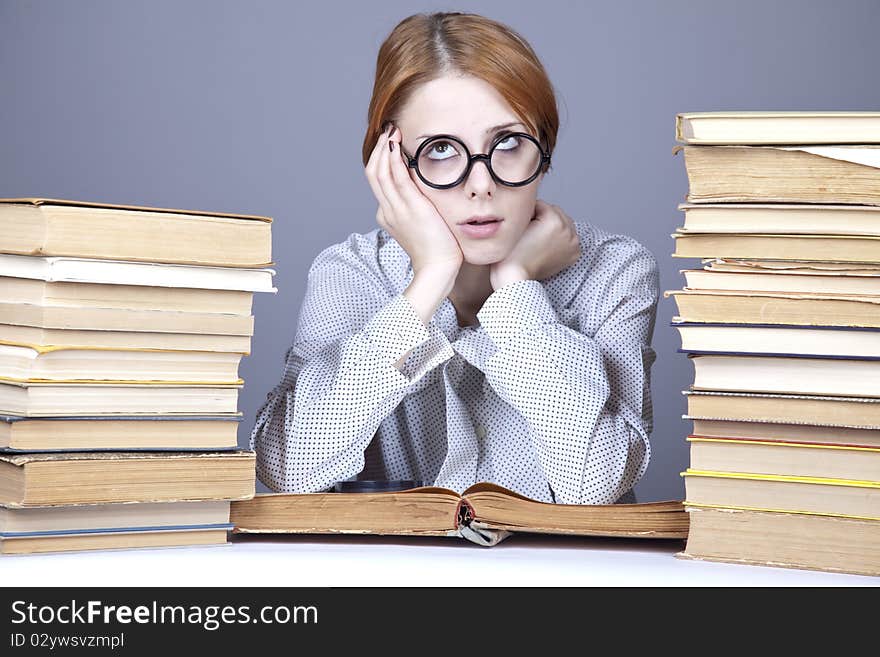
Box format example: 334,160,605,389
417,134,542,186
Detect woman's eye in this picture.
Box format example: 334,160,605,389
495,135,520,151
426,141,458,160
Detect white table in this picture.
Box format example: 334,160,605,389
1,533,876,586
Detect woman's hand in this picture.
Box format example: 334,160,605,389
364,124,463,281
489,200,582,290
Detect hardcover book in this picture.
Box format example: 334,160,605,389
230,482,689,547
675,111,880,145
1,414,242,452
683,390,880,429
0,325,252,354
0,500,233,555
0,253,277,292
0,344,244,383
672,231,880,262
677,202,880,236
0,380,242,415
672,321,880,359
0,198,273,267
686,435,880,481
682,469,880,520
665,288,880,327
685,417,880,448
680,267,880,295
0,450,256,507
685,352,880,397
679,506,880,577
676,145,880,205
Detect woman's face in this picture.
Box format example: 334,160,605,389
394,73,544,266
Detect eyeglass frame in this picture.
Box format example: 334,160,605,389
400,131,552,190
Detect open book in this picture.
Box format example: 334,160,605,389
229,482,689,547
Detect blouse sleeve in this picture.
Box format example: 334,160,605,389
476,240,660,504
249,238,454,492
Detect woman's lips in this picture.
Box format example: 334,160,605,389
458,218,503,239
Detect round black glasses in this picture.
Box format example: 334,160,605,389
401,132,551,190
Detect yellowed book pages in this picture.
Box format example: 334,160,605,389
0,500,231,533
0,450,256,507
682,469,880,520
679,145,880,205
0,198,273,267
0,302,253,336
672,231,880,263
0,324,251,353
0,277,253,315
684,391,880,429
0,344,243,383
231,482,689,540
687,436,880,481
706,258,880,274
0,415,241,451
665,288,880,327
687,417,880,448
681,268,880,295
0,380,242,415
676,111,880,145
678,202,880,235
0,528,230,555
679,506,880,577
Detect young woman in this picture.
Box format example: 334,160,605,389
250,12,659,505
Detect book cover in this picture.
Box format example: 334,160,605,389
0,198,273,267
675,111,880,145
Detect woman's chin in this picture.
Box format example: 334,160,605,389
462,251,508,267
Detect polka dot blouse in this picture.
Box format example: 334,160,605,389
250,220,660,505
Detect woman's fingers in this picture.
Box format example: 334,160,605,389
365,128,393,221
374,127,407,220
388,130,424,206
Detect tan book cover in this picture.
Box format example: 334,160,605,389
678,202,880,235
687,353,880,397
672,231,880,263
686,417,880,449
681,267,880,295
0,450,256,507
0,198,273,267
0,277,254,315
0,324,252,353
679,506,880,577
0,302,254,336
684,390,880,429
687,436,880,481
0,380,242,415
665,288,880,327
678,145,880,205
675,111,880,145
682,469,880,520
0,414,242,451
0,344,243,384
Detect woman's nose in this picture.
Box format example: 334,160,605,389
464,157,495,197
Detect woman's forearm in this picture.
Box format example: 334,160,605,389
396,266,456,370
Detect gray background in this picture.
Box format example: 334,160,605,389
2,0,878,501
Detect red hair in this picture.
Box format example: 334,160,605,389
362,12,559,171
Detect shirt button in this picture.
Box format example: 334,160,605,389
475,425,487,439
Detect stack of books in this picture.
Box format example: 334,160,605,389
0,198,275,554
665,112,880,577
